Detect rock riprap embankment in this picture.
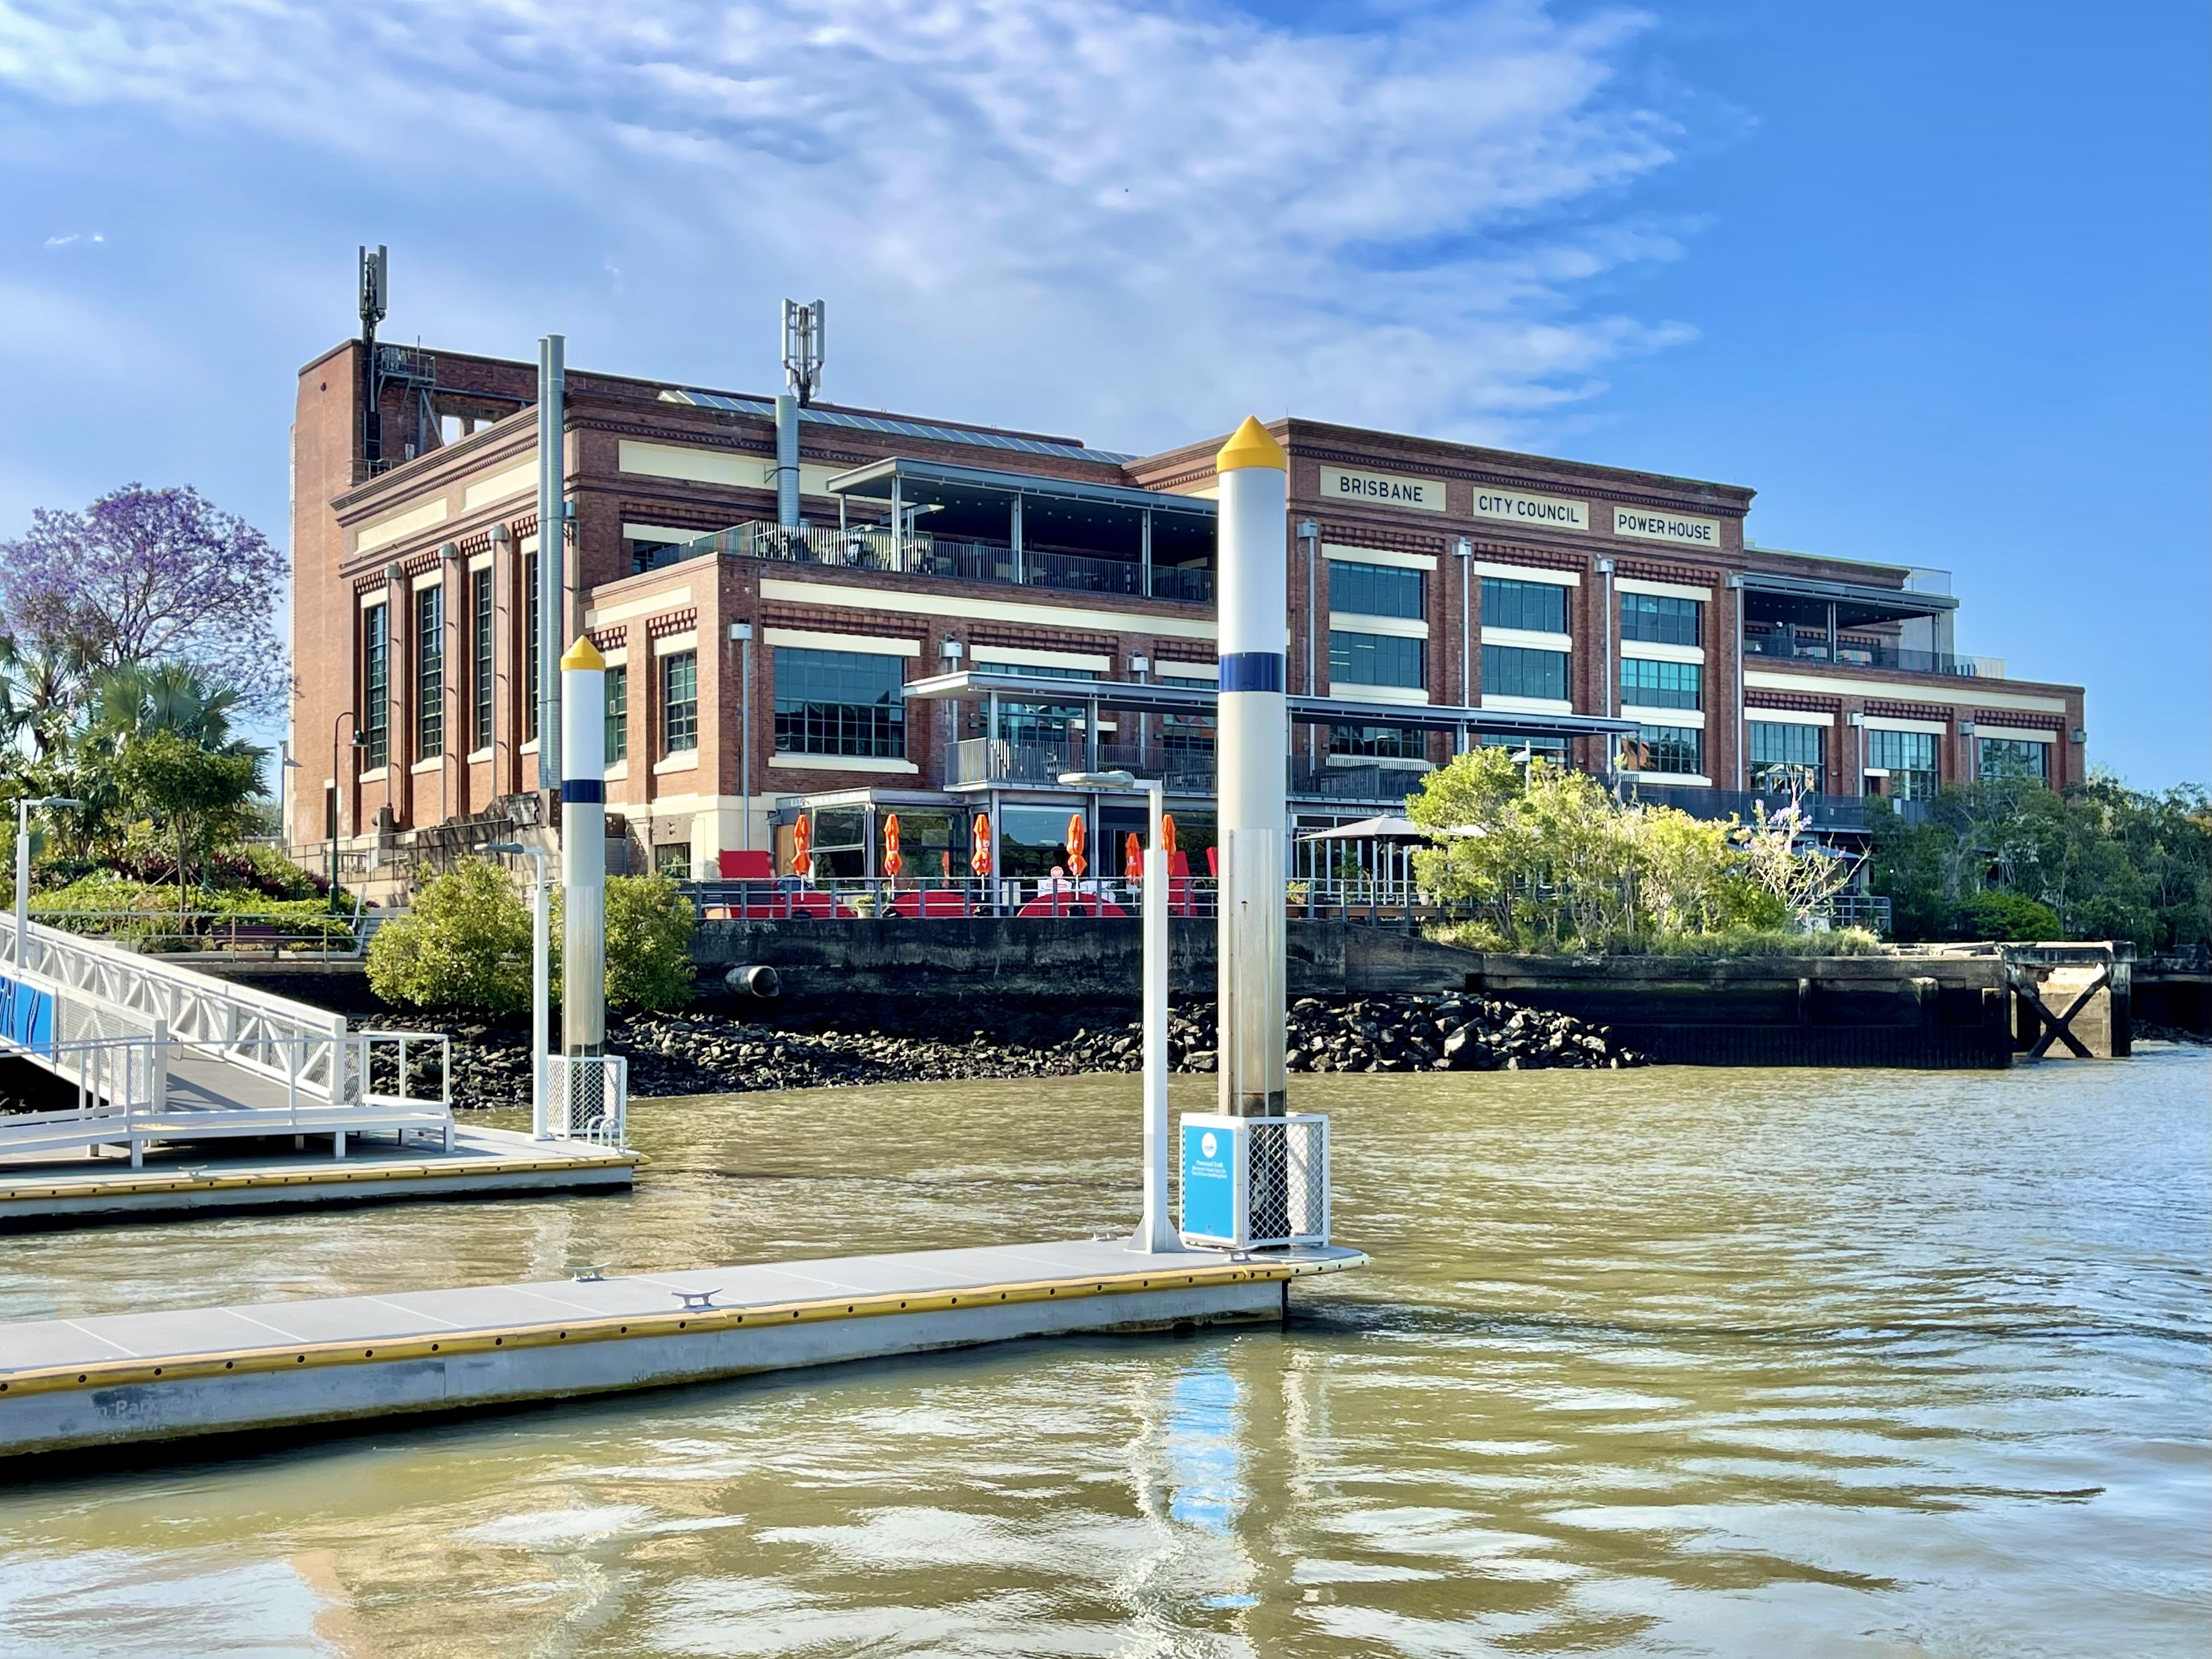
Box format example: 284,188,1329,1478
366,993,1643,1112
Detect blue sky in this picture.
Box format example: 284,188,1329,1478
1,0,2203,785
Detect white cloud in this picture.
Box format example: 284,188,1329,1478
0,0,1696,452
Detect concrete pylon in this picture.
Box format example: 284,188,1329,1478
559,636,606,1058
1214,416,1288,1118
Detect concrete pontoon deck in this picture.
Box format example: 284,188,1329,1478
0,1123,637,1229
0,1239,1366,1460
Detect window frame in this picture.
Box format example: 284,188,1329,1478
772,647,908,759
1619,656,1702,711
361,602,390,770
1328,630,1427,690
661,649,699,755
1619,591,1702,647
414,582,444,762
1327,559,1425,621
1479,575,1568,636
1479,643,1568,702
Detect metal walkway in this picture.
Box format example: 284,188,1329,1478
0,913,454,1166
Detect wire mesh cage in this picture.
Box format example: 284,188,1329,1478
1179,1113,1328,1249
548,1054,629,1147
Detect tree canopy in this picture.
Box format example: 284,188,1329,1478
1870,775,2211,950
0,483,289,713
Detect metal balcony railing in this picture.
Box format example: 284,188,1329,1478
663,522,1213,605
1742,630,1999,679
1620,784,1931,831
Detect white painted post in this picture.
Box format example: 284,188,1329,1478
559,637,607,1069
1136,779,1179,1253
531,862,550,1138
12,801,28,974
1213,418,1289,1119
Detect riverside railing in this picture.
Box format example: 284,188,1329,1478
29,906,369,958
680,874,1484,924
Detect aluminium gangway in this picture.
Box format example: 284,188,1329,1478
0,913,453,1167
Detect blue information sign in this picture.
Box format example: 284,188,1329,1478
1181,1120,1237,1242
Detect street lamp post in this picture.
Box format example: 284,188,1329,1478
1061,768,1182,1254
486,841,551,1139
330,712,364,910
13,796,81,972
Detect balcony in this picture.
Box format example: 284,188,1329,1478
1743,627,1999,679
942,740,1413,805
1621,784,1930,830
649,521,1212,605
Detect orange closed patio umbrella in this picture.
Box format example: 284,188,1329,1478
1065,812,1087,878
1159,813,1178,855
791,813,813,879
1123,831,1143,880
882,812,903,878
970,813,993,877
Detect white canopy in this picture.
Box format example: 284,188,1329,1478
1298,816,1426,842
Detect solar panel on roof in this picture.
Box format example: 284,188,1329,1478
657,390,1132,464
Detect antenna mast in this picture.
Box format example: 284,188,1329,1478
358,245,389,469
781,299,825,407
775,299,825,529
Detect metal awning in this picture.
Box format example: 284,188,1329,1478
901,670,1637,742
1740,571,1957,626
824,458,1215,566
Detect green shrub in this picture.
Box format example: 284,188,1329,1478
367,861,530,1012
601,874,696,1011
1956,890,2062,942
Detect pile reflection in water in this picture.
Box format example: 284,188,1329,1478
0,1051,2203,1656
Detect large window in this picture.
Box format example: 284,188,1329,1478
1620,592,1701,646
661,650,698,755
773,647,904,758
1158,672,1215,755
1480,575,1568,635
1749,720,1824,789
470,567,494,753
415,584,444,762
523,555,540,743
1481,643,1567,701
605,665,628,763
1978,736,2048,781
361,603,390,770
1329,559,1423,620
1867,728,1938,799
1626,724,1702,776
1620,657,1702,710
1331,725,1424,759
1330,631,1426,689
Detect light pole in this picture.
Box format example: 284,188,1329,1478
1061,768,1182,1255
330,711,363,910
13,796,80,972
486,841,550,1139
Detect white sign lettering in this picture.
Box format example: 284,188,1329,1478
1319,465,1448,514
1470,488,1588,532
1613,506,1722,548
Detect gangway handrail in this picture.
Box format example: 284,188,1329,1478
0,911,350,1101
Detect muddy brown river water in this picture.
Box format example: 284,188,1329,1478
0,1051,2204,1656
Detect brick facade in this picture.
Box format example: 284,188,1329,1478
289,342,2088,878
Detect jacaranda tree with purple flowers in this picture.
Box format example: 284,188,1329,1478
0,483,289,714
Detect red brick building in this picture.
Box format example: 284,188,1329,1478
289,334,2088,888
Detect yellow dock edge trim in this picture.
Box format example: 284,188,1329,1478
0,1255,1367,1400
0,1153,640,1203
